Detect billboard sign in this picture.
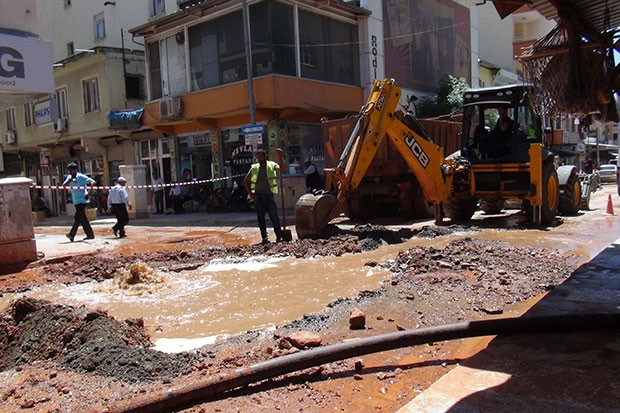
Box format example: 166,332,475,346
0,33,54,95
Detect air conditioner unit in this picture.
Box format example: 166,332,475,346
5,131,16,144
54,118,68,132
159,97,183,119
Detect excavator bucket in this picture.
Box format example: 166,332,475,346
294,193,342,239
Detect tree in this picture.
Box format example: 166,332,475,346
415,75,470,118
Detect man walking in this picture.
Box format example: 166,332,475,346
152,172,165,214
62,162,95,242
107,176,133,238
244,148,285,244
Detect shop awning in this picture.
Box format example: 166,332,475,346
108,108,143,130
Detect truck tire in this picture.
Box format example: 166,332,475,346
558,172,581,215
479,197,504,214
444,197,478,222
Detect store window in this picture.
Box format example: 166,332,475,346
177,133,213,181
287,123,324,175
139,138,172,186
82,159,104,185
221,128,253,185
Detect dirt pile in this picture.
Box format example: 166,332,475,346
0,297,197,382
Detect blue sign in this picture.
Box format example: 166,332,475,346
241,124,264,135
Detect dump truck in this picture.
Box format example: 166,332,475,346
295,78,583,238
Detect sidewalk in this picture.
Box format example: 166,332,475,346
32,210,265,260
35,209,261,228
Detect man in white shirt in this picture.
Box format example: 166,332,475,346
152,173,166,214
106,177,133,238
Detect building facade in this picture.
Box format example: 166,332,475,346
130,0,487,209
0,0,54,175
1,0,178,216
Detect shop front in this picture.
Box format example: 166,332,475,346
135,119,328,211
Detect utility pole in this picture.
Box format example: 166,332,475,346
242,0,256,124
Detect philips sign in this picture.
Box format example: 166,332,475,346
34,99,58,126
0,33,54,95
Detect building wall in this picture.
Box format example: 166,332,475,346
0,0,38,35
36,0,178,62
476,3,515,72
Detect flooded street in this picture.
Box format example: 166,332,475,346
0,186,619,412
1,187,619,353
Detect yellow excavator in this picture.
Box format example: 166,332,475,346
295,78,570,239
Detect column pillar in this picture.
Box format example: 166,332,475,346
119,164,149,219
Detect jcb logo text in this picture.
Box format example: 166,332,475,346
405,133,429,168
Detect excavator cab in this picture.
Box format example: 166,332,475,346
455,85,561,222
461,85,543,163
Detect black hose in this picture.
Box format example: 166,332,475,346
107,313,620,413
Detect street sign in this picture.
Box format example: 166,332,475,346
241,124,264,135
245,134,263,146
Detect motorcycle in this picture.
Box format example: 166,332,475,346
228,180,254,212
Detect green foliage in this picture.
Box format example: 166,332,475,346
416,74,470,118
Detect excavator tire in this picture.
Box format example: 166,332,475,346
479,197,504,214
444,197,478,222
558,171,581,215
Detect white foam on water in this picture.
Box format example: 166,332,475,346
201,256,285,272
154,335,225,353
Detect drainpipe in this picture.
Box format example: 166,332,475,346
107,313,620,413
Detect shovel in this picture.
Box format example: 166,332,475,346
279,169,293,242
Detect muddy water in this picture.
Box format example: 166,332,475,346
0,235,462,351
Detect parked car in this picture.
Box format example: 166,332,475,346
598,164,618,184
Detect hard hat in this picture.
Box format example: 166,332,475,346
117,177,127,183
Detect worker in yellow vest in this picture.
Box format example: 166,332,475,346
245,148,285,244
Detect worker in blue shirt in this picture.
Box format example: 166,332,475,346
62,162,95,242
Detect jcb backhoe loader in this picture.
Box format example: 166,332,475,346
295,78,570,239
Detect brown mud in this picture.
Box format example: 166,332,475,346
0,223,580,412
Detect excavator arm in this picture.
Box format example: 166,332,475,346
295,78,464,239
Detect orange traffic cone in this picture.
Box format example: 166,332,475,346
606,194,614,215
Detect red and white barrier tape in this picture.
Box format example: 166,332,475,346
30,173,246,191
